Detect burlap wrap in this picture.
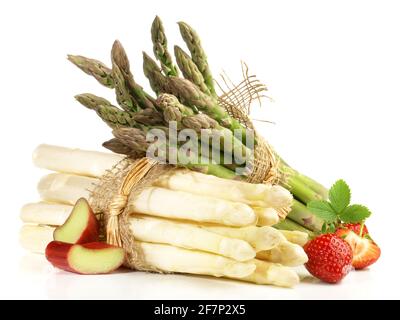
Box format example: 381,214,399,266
89,67,284,271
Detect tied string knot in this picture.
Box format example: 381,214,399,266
105,158,159,248
106,194,128,247
109,194,128,216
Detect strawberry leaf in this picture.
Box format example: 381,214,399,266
307,200,337,223
329,179,351,213
339,204,371,223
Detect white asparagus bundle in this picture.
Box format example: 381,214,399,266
199,225,285,252
26,144,308,286
278,230,309,247
19,225,54,254
33,144,123,178
256,241,309,267
130,216,256,261
241,259,299,288
38,173,97,205
33,144,292,210
154,169,293,208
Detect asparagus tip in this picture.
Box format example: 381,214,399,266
112,39,122,49
67,54,78,63
177,21,190,31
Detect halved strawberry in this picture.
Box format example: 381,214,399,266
340,223,369,237
335,229,380,270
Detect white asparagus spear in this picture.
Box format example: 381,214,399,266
199,225,285,252
37,173,256,227
240,259,300,288
154,169,293,208
20,202,72,226
19,225,54,254
138,241,256,278
129,187,257,227
253,207,280,226
33,144,123,178
279,230,309,247
37,173,97,205
130,216,255,261
256,241,309,267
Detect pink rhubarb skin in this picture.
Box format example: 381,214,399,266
45,241,125,275
45,241,77,273
73,205,99,244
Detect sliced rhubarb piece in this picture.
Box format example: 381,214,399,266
45,241,124,274
53,198,99,244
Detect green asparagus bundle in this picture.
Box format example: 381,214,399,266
68,16,329,234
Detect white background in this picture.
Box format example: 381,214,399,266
0,0,399,299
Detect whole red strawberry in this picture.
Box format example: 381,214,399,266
304,233,353,283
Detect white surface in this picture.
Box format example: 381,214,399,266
0,252,394,300
0,0,399,299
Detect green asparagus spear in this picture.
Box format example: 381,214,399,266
178,22,216,96
132,108,164,126
103,138,143,158
74,93,136,128
282,165,328,199
287,199,324,232
67,55,114,88
283,173,324,204
112,41,156,110
273,219,316,238
151,16,179,77
111,58,138,112
143,52,166,95
174,45,211,95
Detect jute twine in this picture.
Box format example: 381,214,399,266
90,67,285,270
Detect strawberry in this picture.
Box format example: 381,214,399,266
304,233,353,283
335,228,380,270
339,223,369,237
